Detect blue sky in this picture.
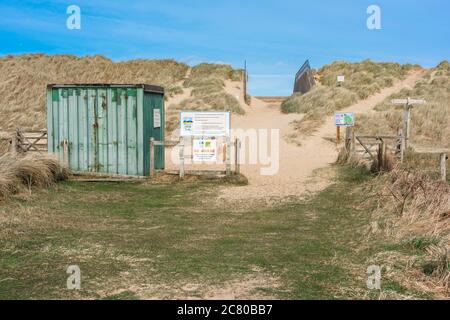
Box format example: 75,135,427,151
0,0,449,95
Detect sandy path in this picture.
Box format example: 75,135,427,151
219,70,425,201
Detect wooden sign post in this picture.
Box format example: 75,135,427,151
391,97,426,149
335,112,355,145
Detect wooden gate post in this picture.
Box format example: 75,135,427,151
441,153,447,182
11,133,17,157
235,138,241,175
351,129,356,156
226,136,232,176
345,127,353,153
378,139,386,172
149,138,155,177
179,136,185,179
336,126,341,144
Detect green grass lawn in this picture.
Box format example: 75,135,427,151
0,167,434,299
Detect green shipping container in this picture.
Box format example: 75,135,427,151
47,84,165,176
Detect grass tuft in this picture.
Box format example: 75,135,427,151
0,153,69,199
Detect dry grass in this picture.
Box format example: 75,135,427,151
172,92,243,113
356,61,450,149
0,139,10,156
186,63,243,84
338,135,449,296
282,87,358,134
317,60,418,99
363,167,450,296
0,153,69,199
0,54,245,136
176,63,244,113
166,63,245,132
0,54,189,131
281,60,420,136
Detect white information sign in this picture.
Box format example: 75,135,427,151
192,138,217,162
335,112,355,127
337,75,345,83
153,109,161,128
180,112,230,137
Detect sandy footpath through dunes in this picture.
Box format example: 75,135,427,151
217,70,425,202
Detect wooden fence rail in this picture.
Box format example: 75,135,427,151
411,147,448,182
344,128,448,181
149,137,241,179
8,129,48,155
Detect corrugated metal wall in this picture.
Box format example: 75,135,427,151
143,92,165,174
47,85,164,176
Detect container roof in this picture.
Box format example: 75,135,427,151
47,84,164,94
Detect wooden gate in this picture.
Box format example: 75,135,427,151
354,135,402,160
12,129,48,154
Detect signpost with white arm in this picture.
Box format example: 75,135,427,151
391,97,426,150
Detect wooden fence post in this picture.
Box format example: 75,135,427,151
397,129,405,163
179,136,185,179
441,153,447,182
149,138,155,177
336,126,341,144
243,60,248,106
235,138,241,175
404,104,412,149
351,130,356,156
63,139,69,167
378,139,386,172
11,133,17,157
226,136,232,176
345,127,353,153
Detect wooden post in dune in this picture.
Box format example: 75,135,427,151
243,60,248,106
440,153,447,182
